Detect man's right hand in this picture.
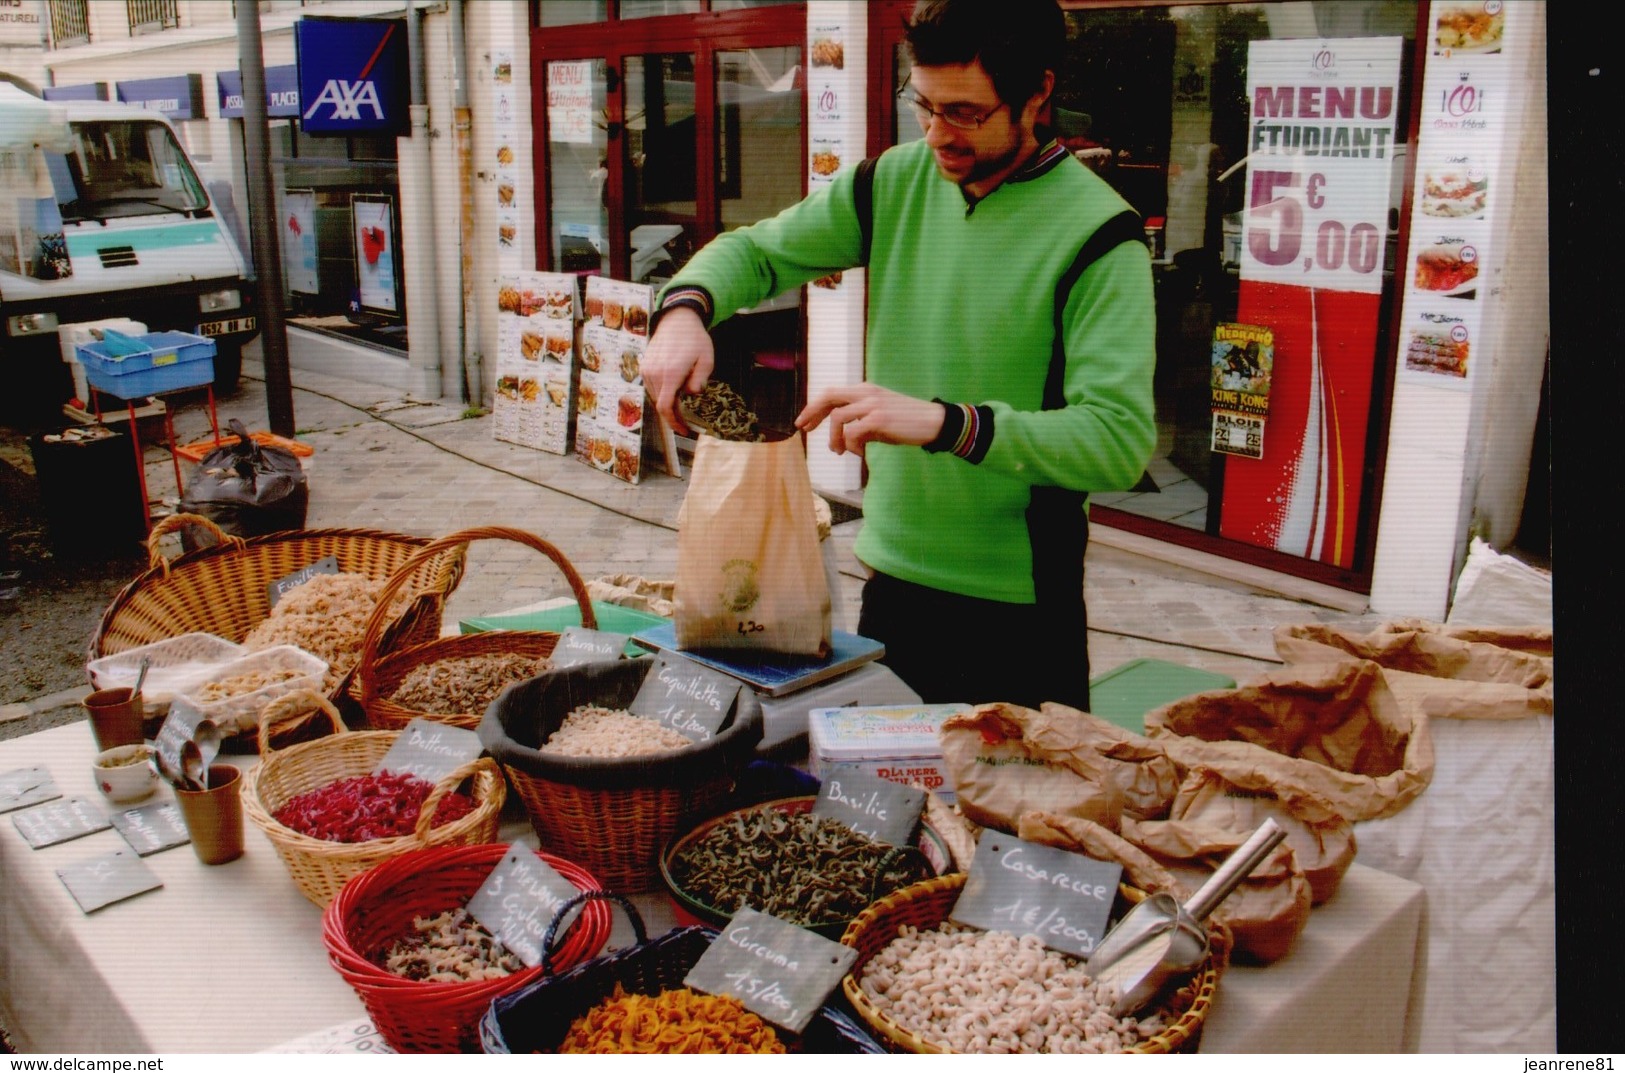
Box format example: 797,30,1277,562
642,305,714,434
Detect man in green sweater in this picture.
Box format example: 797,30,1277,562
644,0,1155,711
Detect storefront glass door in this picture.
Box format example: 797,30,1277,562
543,57,611,276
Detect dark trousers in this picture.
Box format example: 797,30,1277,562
857,570,1091,711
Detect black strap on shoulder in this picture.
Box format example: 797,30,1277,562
1044,209,1146,409
853,155,881,267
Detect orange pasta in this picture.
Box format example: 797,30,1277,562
557,985,787,1054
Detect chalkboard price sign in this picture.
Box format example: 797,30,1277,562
0,766,62,814
375,719,483,784
12,796,112,849
811,764,925,847
465,846,582,968
550,627,628,668
628,654,740,743
950,835,1123,960
56,849,163,913
110,801,191,857
152,697,221,787
684,908,857,1035
267,556,340,609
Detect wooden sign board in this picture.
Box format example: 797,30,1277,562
375,719,483,784
109,801,191,857
266,556,339,609
0,766,62,814
684,908,857,1035
465,845,582,968
950,834,1123,960
12,797,112,849
56,849,163,914
628,654,740,744
810,764,925,848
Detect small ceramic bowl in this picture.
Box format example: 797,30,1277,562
93,744,158,805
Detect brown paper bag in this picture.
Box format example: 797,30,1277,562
1144,657,1433,822
939,703,1181,835
674,434,831,657
1169,769,1356,905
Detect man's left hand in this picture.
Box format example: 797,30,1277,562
796,383,946,458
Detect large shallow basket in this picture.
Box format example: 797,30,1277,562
479,659,763,894
321,842,614,1053
240,691,506,906
839,873,1221,1054
355,526,597,732
92,514,467,709
478,892,884,1054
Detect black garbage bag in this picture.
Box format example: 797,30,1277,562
179,418,309,549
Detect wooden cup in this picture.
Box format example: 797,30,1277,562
83,687,145,752
173,764,245,865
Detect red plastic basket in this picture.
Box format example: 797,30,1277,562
322,842,613,1053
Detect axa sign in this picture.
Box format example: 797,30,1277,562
294,17,409,134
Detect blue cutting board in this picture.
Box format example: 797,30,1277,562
630,623,885,698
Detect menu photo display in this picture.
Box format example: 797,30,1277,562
494,272,578,454
576,276,652,484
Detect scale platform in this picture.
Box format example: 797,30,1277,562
630,623,884,698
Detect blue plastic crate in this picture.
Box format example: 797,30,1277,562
76,330,215,400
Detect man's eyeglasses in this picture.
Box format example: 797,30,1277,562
896,82,1007,131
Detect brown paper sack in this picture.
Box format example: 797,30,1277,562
674,434,831,657
1144,657,1433,822
1169,769,1355,905
939,703,1181,835
1274,619,1553,722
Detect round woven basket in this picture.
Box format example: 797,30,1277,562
93,514,466,717
240,691,506,907
479,660,763,894
355,527,597,732
839,873,1222,1054
322,842,614,1054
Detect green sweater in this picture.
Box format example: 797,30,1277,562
659,137,1156,604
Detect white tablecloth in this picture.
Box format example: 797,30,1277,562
0,721,1427,1053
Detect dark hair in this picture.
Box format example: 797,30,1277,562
904,0,1065,109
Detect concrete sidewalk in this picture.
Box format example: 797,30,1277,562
126,329,1382,696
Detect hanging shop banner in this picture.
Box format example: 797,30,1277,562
351,195,399,315
1217,37,1402,569
115,74,205,120
218,66,301,119
494,273,578,455
295,17,409,134
283,189,318,295
1210,323,1274,461
547,61,594,145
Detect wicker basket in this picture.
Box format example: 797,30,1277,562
240,691,506,906
478,892,885,1054
839,874,1222,1054
92,514,466,714
321,842,614,1053
479,660,763,894
355,526,597,732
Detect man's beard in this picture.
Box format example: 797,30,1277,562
933,126,1025,190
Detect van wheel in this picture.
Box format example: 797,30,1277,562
212,341,242,394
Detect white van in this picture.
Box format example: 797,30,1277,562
0,84,258,424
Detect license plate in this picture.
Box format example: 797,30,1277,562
198,316,255,337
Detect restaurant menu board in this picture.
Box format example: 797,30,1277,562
12,797,112,849
951,834,1122,960
684,908,857,1035
0,766,62,814
577,276,652,484
1396,0,1513,389
56,849,163,914
494,272,578,453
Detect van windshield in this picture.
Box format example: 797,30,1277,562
47,120,208,221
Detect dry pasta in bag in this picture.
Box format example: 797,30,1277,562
674,433,831,657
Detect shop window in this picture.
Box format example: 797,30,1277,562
536,0,608,26
619,0,703,18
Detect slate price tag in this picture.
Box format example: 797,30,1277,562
267,555,340,609
811,764,926,847
629,654,740,743
12,796,112,849
684,907,857,1035
152,697,220,787
550,626,628,668
56,849,163,913
0,766,62,814
950,834,1123,959
375,719,483,784
109,801,191,857
465,845,583,968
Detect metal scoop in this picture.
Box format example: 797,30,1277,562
1087,817,1287,1016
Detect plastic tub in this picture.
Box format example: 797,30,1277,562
85,631,247,706
76,331,216,399
178,644,329,733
